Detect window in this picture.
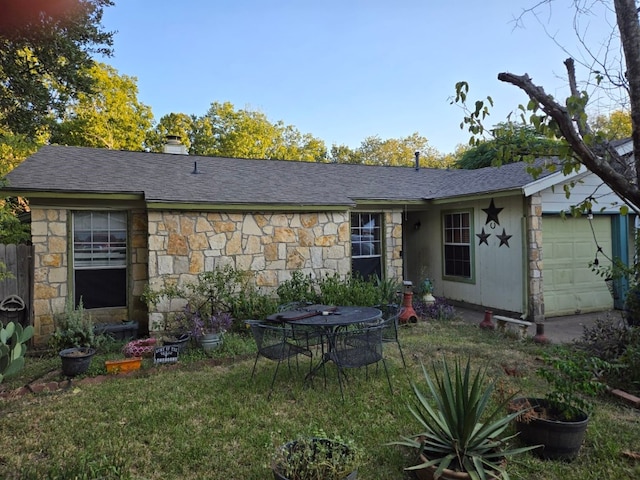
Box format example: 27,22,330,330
351,213,382,280
443,211,472,279
73,211,127,309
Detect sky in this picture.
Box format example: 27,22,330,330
97,1,620,155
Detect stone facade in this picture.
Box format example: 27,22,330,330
29,205,404,344
147,209,404,325
526,193,544,322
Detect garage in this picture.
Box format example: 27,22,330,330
542,215,614,317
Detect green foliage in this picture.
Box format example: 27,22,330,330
145,265,277,332
48,298,95,351
0,321,34,383
455,123,561,170
273,434,363,480
276,270,319,305
392,357,536,480
536,349,611,419
0,0,115,137
277,271,401,309
49,62,153,151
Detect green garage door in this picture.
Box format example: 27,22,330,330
543,215,614,317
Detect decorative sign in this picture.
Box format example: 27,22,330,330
154,345,179,365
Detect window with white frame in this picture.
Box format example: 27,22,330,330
73,211,127,308
443,211,472,279
351,212,382,279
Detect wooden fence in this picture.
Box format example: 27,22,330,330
0,244,34,327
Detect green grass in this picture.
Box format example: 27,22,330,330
1,319,640,479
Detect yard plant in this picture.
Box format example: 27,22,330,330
1,312,639,479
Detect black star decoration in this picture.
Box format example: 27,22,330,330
497,228,512,247
476,228,490,246
482,199,503,226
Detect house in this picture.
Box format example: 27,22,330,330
3,144,634,345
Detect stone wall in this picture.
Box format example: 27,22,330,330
31,207,68,345
28,206,404,343
526,193,544,322
147,209,404,324
30,207,145,345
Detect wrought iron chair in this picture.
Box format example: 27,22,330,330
246,320,313,399
327,322,392,401
378,304,407,367
348,304,406,368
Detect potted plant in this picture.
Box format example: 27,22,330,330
185,304,233,352
49,298,98,377
509,350,611,460
391,357,537,480
272,433,362,480
419,277,435,305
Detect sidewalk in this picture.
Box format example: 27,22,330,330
454,306,625,343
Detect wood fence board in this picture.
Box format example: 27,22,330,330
0,244,34,326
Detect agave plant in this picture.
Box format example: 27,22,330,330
392,357,537,480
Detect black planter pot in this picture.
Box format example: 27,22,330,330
163,333,191,353
512,397,589,461
59,347,96,377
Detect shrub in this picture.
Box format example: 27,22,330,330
48,298,96,351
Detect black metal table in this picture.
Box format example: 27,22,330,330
266,305,382,382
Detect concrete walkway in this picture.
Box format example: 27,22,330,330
454,306,627,343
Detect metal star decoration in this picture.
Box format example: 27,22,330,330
476,228,490,245
482,199,503,226
497,228,512,247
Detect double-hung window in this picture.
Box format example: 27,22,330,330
443,211,472,279
73,211,127,309
351,212,382,280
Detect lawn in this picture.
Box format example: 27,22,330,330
1,316,639,479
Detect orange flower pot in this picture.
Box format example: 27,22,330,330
105,357,142,374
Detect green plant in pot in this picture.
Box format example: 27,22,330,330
509,349,611,461
272,432,362,480
50,298,97,377
391,357,537,480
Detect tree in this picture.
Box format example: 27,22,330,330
146,113,195,153
149,102,327,162
0,0,114,138
50,63,152,150
455,0,640,212
328,133,453,168
591,110,632,141
456,122,561,169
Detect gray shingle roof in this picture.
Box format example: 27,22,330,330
4,145,555,206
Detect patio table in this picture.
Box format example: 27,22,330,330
266,305,382,382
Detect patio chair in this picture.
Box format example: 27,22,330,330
277,302,326,354
327,322,393,401
348,304,406,368
379,304,407,368
246,320,313,399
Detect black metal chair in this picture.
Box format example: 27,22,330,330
327,322,393,401
348,304,406,368
246,320,313,399
379,304,407,368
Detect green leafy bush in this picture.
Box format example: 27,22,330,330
48,298,96,351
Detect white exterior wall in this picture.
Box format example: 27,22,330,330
406,194,526,314
538,170,624,213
